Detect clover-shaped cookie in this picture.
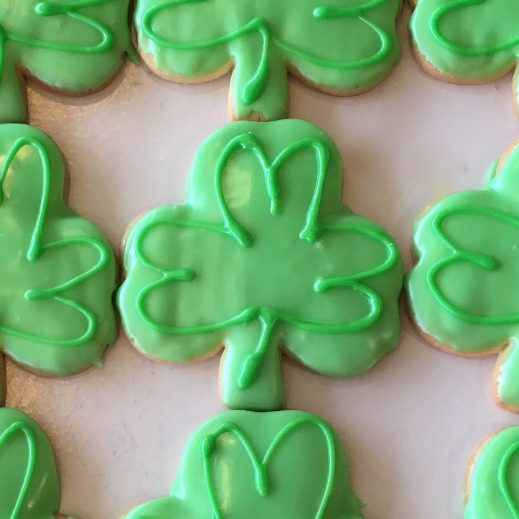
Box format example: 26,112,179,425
410,0,519,115
0,0,131,122
407,140,519,411
0,407,74,519
0,124,116,377
134,0,402,121
119,119,403,410
465,426,519,518
123,410,364,519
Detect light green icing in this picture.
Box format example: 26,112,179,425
134,0,401,120
0,407,71,519
0,0,131,122
118,119,403,410
123,410,364,519
0,124,116,376
410,0,519,110
406,142,519,410
465,426,519,518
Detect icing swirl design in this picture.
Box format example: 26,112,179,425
0,407,72,519
123,410,364,519
118,119,403,410
0,0,131,122
0,124,116,376
406,140,519,411
410,0,519,113
466,426,519,518
134,0,401,120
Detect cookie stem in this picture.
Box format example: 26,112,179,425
231,31,288,120
221,316,284,410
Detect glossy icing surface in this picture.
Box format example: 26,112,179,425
0,124,116,376
0,407,69,519
118,119,403,410
407,141,519,409
0,0,131,122
410,0,519,110
466,426,519,518
123,410,364,519
134,0,401,120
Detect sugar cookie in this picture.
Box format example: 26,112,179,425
410,0,519,115
134,0,402,120
119,119,403,410
122,410,364,519
465,426,519,518
0,354,4,406
407,139,519,411
0,124,116,377
0,407,75,519
0,0,131,122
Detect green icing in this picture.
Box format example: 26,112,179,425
0,124,116,376
134,0,401,120
410,0,519,110
466,426,519,518
406,141,519,410
0,0,131,122
123,410,364,519
0,407,69,519
118,119,403,410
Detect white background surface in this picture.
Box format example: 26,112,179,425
5,9,519,519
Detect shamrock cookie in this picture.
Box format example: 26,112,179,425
410,0,519,115
407,140,519,411
0,0,131,122
465,426,519,518
0,124,116,377
122,410,364,519
118,119,403,410
134,0,402,121
0,407,75,519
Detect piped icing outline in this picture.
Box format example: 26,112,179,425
134,0,401,120
0,0,131,122
0,124,116,377
406,139,519,411
410,0,519,114
122,410,364,519
118,119,403,411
